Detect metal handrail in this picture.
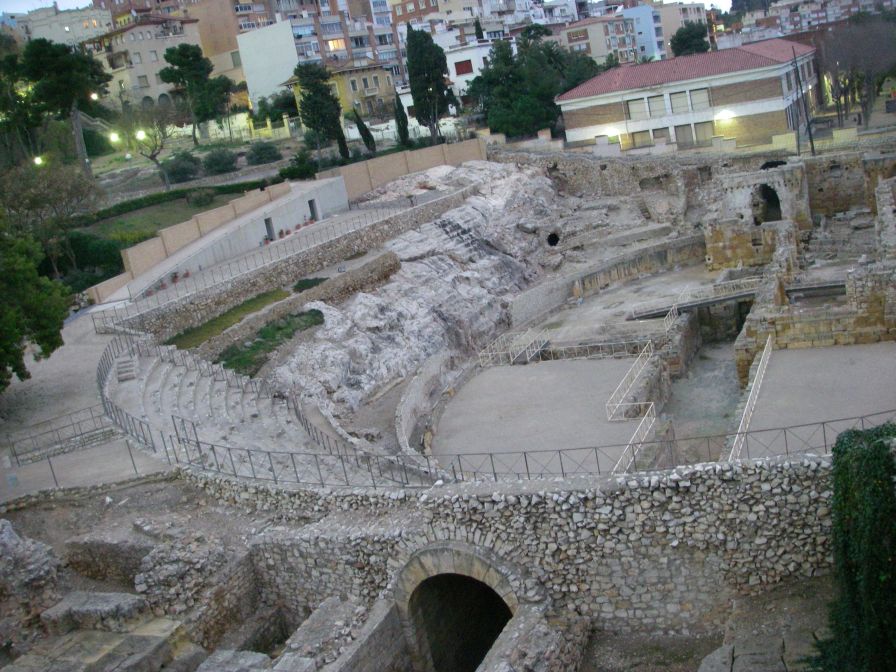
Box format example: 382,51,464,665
728,334,774,461
606,341,654,420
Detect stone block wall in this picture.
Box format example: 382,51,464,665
194,252,401,360
122,188,476,340
187,453,835,635
875,176,896,259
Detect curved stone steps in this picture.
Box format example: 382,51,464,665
190,370,214,427
150,361,178,429
175,366,201,421
137,356,163,421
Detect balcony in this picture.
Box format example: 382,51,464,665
364,86,379,95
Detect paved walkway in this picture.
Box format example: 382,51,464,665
1,438,170,503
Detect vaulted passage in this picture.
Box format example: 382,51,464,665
409,573,512,672
753,183,782,224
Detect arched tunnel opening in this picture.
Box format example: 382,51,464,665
753,183,782,225
408,573,513,672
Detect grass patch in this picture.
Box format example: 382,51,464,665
165,289,290,350
85,194,233,243
216,309,324,376
293,277,327,293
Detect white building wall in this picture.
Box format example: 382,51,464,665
622,5,664,60
18,6,112,46
237,19,299,109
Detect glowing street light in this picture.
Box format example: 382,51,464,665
90,92,99,101
109,131,120,143
135,129,147,141
33,156,44,166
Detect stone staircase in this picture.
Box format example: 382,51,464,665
2,592,204,672
117,356,137,383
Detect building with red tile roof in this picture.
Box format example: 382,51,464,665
557,37,816,151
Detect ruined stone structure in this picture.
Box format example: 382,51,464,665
3,145,896,672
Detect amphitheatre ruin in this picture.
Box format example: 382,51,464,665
2,138,896,672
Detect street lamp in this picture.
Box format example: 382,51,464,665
33,156,44,166
135,129,147,141
109,131,120,143
90,92,99,101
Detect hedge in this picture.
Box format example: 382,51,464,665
70,176,287,228
812,423,896,671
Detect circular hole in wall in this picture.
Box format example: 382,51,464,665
546,232,560,247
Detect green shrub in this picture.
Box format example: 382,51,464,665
66,230,123,272
279,150,317,180
84,129,115,157
293,277,327,293
216,309,323,375
246,141,282,165
202,148,238,175
186,188,215,207
812,423,896,671
162,151,201,184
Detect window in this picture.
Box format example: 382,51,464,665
655,26,662,36
670,91,688,113
138,31,144,39
406,2,414,11
566,28,587,42
350,78,358,91
632,130,652,147
132,51,142,64
387,75,392,86
326,38,345,50
571,43,589,52
625,98,647,120
455,58,473,75
418,0,425,8
373,75,379,87
486,30,503,38
694,120,714,144
785,72,792,90
84,20,89,28
150,50,158,61
395,4,402,14
93,18,99,27
431,0,438,6
137,74,149,87
689,88,710,110
130,32,135,40
362,76,369,88
675,123,694,146
231,50,241,67
653,127,670,142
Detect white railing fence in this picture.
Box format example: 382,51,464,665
727,334,774,462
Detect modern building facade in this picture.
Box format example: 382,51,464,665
558,38,817,149
556,15,638,65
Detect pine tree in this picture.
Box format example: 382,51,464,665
394,92,410,147
474,18,484,40
353,109,376,154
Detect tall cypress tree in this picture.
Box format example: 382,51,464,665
353,109,376,154
293,63,349,161
474,18,484,40
394,92,410,147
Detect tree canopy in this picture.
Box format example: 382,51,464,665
669,21,710,56
159,44,232,146
406,24,454,142
468,35,603,138
353,109,376,154
253,89,298,122
0,215,70,394
394,92,410,147
293,63,348,160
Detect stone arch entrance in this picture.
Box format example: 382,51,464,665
391,541,545,672
752,183,782,224
408,573,512,672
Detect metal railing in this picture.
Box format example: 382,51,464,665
629,277,762,319
728,335,774,462
4,405,117,466
92,187,476,335
662,304,679,333
606,341,654,421
538,339,647,362
612,402,657,474
434,409,896,482
478,328,549,367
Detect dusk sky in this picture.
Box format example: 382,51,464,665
1,0,733,18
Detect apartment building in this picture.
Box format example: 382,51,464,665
83,12,202,109
558,38,817,149
389,0,440,25
10,4,112,46
557,15,638,65
653,1,705,54
621,4,665,60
